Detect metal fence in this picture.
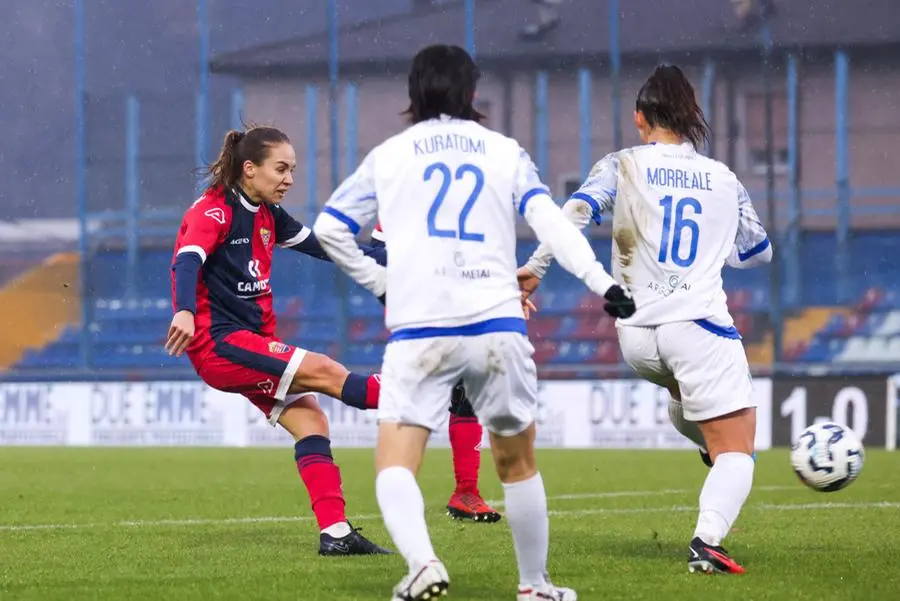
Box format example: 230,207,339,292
8,0,899,380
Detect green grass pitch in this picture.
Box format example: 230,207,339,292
1,447,898,600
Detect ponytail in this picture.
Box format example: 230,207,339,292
636,64,711,149
202,126,290,191
205,130,245,190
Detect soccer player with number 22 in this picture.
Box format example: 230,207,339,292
315,44,635,601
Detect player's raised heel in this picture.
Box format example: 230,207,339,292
391,560,449,601
319,523,393,556
516,582,577,601
446,492,502,523
687,537,745,574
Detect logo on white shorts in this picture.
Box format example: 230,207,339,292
257,380,275,395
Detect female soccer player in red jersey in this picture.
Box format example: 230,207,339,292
165,126,389,556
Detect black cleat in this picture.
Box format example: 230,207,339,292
318,523,393,556
688,537,745,574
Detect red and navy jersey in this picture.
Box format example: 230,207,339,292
171,187,311,351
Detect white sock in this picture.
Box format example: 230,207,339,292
321,521,351,538
668,398,707,449
694,452,755,547
503,473,550,587
376,466,436,571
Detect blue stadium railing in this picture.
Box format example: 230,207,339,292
3,225,900,383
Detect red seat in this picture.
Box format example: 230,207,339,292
576,292,605,315
733,313,753,335
533,340,558,364
727,289,751,312
348,319,368,340
856,287,884,313
594,341,620,364
527,317,561,340
784,340,809,362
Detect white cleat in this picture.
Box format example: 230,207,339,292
391,560,449,601
516,582,577,601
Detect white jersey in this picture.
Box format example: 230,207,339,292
313,116,616,337
525,142,772,331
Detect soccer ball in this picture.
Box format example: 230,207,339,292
790,422,864,492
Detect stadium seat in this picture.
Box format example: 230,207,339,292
14,235,899,372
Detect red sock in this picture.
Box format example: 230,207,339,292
366,374,381,410
449,415,482,495
294,436,347,530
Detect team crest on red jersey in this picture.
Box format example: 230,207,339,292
257,379,275,395
260,227,271,247
268,341,291,354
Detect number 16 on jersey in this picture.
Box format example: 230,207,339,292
658,195,702,268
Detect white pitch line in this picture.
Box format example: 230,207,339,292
1,498,896,533
486,484,795,507
548,501,900,518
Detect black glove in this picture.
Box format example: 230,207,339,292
603,284,636,319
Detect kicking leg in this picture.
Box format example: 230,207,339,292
287,351,380,411
662,382,714,467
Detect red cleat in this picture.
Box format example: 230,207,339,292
688,537,746,574
446,491,502,523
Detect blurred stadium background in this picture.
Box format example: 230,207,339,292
0,0,898,443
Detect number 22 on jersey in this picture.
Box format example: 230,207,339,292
658,195,702,267
424,162,485,242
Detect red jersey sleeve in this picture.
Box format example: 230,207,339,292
371,221,385,242
176,197,230,262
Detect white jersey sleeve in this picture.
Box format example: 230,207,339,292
725,182,773,269
514,149,616,296
523,153,618,278
312,151,386,297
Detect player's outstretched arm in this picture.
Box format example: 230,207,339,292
725,181,774,269
312,153,386,299
274,211,386,267
522,153,618,280
513,149,634,318
522,192,615,296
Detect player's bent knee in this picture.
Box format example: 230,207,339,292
277,396,330,441
698,407,756,459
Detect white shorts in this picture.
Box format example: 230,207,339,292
617,321,755,422
378,332,538,437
